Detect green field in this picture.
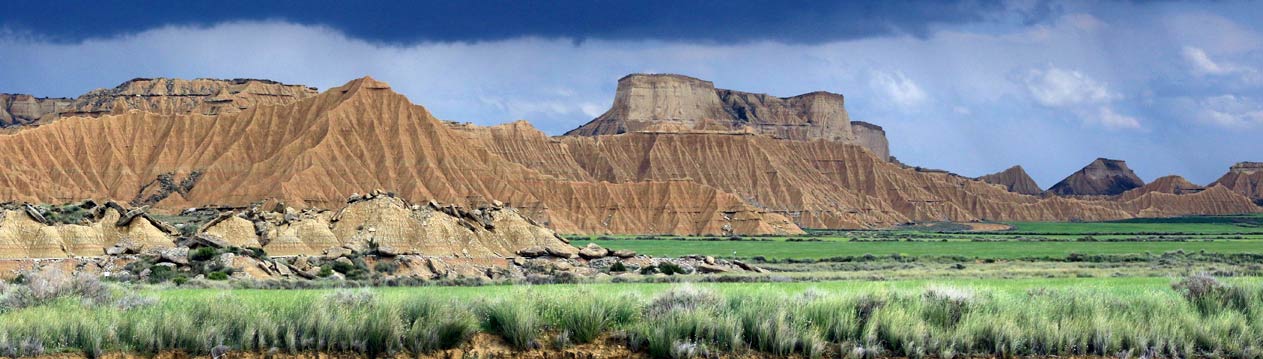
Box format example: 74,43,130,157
577,238,1263,260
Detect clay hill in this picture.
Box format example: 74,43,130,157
0,78,316,127
1212,162,1263,205
565,74,891,160
1046,158,1146,196
977,166,1043,195
0,75,1256,238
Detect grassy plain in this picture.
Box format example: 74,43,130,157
2,277,1262,358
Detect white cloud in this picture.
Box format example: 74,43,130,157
1182,47,1247,75
1197,95,1263,127
1022,67,1117,107
1095,106,1141,129
869,71,927,108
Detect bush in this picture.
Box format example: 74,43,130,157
609,261,627,272
207,272,229,281
374,261,400,274
657,262,689,276
189,247,217,262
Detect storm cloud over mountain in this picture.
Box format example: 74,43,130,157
1,0,1260,185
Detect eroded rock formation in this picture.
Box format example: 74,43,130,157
977,166,1043,195
0,75,1255,239
1211,162,1263,205
1047,158,1146,196
0,94,71,127
0,78,317,128
565,74,891,159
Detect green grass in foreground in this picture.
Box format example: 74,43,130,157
2,276,1262,358
577,238,1263,260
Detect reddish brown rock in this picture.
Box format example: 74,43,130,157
977,165,1043,195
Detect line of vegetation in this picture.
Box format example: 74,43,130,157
2,272,1261,358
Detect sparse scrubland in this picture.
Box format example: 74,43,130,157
2,215,1262,358
1,270,1262,358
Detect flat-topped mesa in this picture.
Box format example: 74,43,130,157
977,165,1042,195
566,73,890,160
0,94,72,127
65,77,319,117
1211,161,1263,203
0,78,319,127
1047,158,1145,196
1229,162,1263,174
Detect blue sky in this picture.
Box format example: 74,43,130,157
1,0,1261,186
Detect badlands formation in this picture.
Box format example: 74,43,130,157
1048,158,1147,196
0,74,1255,272
0,78,317,128
977,166,1043,195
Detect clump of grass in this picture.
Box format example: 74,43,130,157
483,299,541,350
399,297,477,353
1172,274,1257,314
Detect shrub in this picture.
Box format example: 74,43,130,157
374,261,399,274
189,247,217,262
609,261,627,272
207,272,229,281
657,262,689,276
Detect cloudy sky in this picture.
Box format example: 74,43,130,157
2,0,1261,186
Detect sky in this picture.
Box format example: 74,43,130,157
1,0,1261,186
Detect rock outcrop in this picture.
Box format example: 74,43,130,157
0,76,1255,238
0,94,72,127
1118,175,1204,200
1211,162,1263,204
0,78,317,128
1047,158,1146,196
565,74,890,159
977,166,1043,195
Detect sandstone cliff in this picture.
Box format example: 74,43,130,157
977,166,1043,195
0,77,798,236
0,78,317,128
0,94,71,127
1118,175,1204,200
1047,158,1146,196
0,194,576,259
565,74,891,160
462,121,1258,228
1211,162,1263,204
0,76,1255,238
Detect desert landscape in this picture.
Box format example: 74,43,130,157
2,2,1263,358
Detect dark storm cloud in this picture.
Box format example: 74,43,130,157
1,0,1033,44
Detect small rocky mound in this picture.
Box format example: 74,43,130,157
1047,158,1145,196
1119,175,1204,200
977,165,1042,195
1211,162,1263,204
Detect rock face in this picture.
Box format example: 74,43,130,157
977,166,1042,195
565,74,890,160
1211,162,1263,204
1047,158,1146,196
1119,175,1204,200
0,76,1255,238
0,78,317,128
0,94,72,127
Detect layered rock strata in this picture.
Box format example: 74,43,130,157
977,166,1043,195
565,74,891,159
1047,158,1146,196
